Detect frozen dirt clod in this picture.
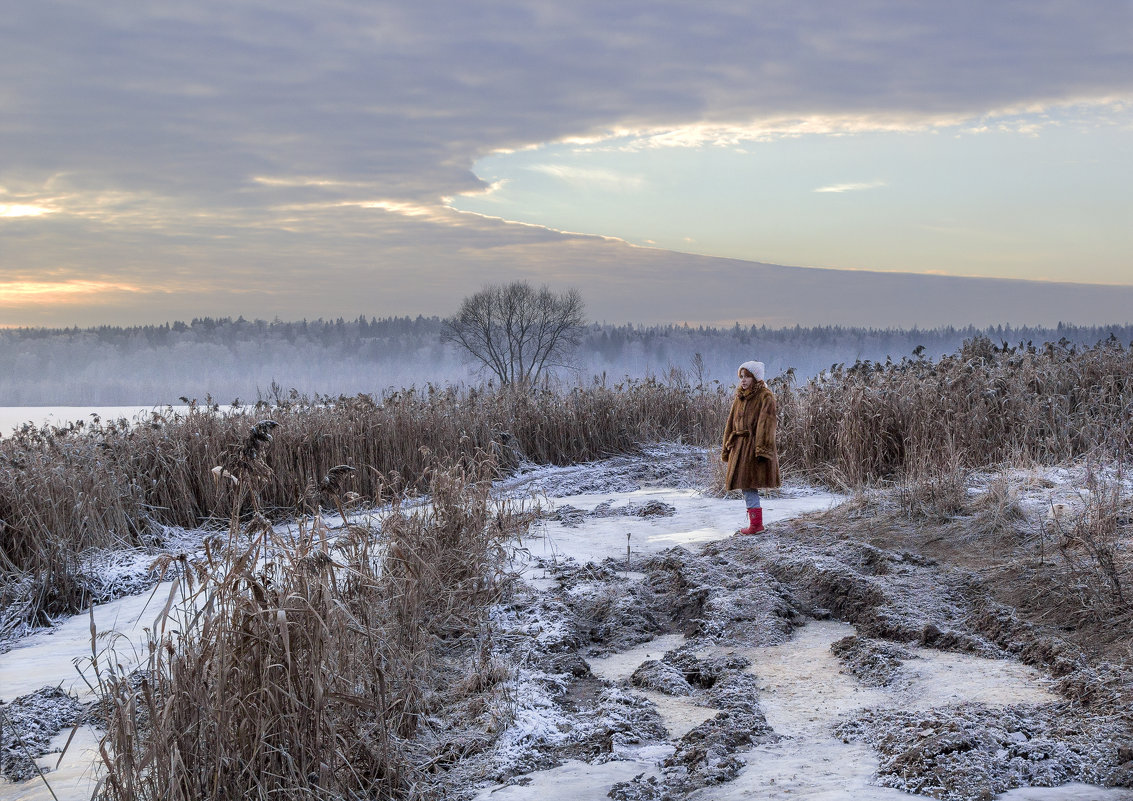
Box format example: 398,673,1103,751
548,504,589,527
835,702,1133,800
0,687,83,782
552,499,678,528
717,533,1017,664
830,635,916,687
664,648,752,690
485,669,670,783
612,670,777,800
643,548,803,645
498,445,709,500
627,500,679,518
631,660,695,696
572,581,667,655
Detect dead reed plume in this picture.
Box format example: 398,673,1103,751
92,430,531,800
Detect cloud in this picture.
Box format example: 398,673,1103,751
528,164,645,192
814,180,889,193
251,176,376,188
0,204,55,218
1,1,1131,325
0,280,144,307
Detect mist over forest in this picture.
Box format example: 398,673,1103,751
3,316,1131,406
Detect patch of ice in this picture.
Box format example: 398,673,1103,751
730,620,891,738
637,690,719,739
0,580,179,704
900,646,1058,709
588,634,687,683
0,725,102,801
472,755,664,801
689,739,912,801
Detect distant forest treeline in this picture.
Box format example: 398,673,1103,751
3,316,1132,406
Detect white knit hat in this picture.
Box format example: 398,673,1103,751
738,360,765,381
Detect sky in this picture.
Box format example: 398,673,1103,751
1,1,1131,329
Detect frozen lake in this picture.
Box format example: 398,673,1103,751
0,405,195,437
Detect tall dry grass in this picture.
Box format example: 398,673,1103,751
93,443,529,800
775,335,1133,485
0,380,725,632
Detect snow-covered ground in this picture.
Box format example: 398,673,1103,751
475,450,1133,801
2,446,1130,800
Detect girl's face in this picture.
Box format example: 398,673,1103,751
739,372,754,390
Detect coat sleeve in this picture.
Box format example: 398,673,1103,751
721,400,736,461
754,392,777,459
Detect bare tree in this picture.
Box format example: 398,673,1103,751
443,282,586,385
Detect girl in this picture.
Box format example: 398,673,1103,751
721,360,780,534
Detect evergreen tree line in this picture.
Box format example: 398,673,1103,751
1,316,1130,406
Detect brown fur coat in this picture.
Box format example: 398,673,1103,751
721,381,781,490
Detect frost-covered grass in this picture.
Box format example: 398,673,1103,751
778,334,1133,486
802,461,1133,648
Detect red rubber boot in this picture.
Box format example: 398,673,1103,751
737,507,764,535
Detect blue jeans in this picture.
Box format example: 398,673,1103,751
743,489,762,509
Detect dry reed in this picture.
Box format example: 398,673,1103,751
93,440,530,800
1043,470,1132,622
775,335,1133,484
0,380,724,632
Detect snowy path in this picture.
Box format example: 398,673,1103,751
517,484,842,577
0,582,183,800
478,619,1132,801
475,477,1133,801
0,581,179,704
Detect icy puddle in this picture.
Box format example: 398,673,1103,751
588,634,688,683
479,621,1131,801
2,727,103,801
